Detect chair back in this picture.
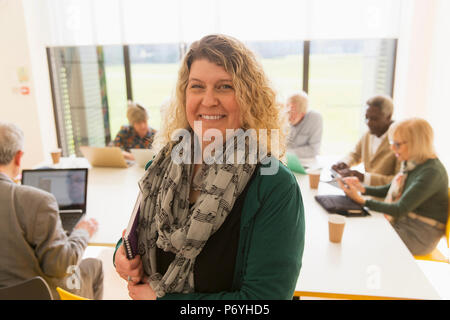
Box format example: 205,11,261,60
0,276,53,300
56,287,89,300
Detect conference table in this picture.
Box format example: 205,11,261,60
293,170,440,300
43,156,440,299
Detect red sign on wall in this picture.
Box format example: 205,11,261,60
20,86,30,95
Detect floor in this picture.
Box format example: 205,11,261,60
415,238,450,300
82,246,130,300
83,242,450,300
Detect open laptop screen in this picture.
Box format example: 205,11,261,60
21,168,88,212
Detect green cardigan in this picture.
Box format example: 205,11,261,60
364,158,448,224
114,160,305,300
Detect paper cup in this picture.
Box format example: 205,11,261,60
308,172,321,189
50,148,61,164
328,214,346,243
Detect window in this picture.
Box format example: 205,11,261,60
48,39,396,157
129,43,181,130
103,45,128,140
308,39,397,155
48,46,112,156
246,41,304,100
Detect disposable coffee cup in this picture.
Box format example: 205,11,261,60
307,168,322,189
328,214,346,243
50,148,61,164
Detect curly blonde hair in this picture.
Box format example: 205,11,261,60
155,34,287,159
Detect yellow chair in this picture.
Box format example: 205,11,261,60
294,291,413,300
56,287,90,300
414,188,450,263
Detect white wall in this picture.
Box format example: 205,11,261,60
427,0,450,174
393,0,450,172
0,0,57,169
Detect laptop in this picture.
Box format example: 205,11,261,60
130,149,155,168
21,168,88,234
80,146,133,168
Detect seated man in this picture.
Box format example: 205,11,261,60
0,122,103,300
332,95,400,186
286,92,323,158
111,101,157,161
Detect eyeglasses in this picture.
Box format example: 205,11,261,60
389,140,407,149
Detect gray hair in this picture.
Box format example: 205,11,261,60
0,122,24,165
366,95,394,118
287,91,309,114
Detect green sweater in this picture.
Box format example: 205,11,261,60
114,161,305,300
364,158,448,224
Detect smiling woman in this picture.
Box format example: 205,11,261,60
155,35,288,159
186,59,241,141
113,34,305,300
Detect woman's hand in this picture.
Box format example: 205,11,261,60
127,276,157,300
343,176,366,193
338,177,365,205
115,230,144,285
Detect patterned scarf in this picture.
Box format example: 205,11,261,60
136,130,256,298
385,160,417,204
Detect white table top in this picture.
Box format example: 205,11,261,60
294,172,440,300
85,164,145,246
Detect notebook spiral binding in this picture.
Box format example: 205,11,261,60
124,238,133,260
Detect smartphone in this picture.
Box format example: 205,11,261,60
330,168,349,188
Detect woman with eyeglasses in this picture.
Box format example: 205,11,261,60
338,118,448,255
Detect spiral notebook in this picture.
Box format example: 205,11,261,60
123,192,142,260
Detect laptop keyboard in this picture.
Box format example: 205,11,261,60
60,212,84,235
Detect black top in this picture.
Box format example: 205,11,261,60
156,169,257,293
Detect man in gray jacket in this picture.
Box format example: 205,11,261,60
286,91,323,158
0,122,103,299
